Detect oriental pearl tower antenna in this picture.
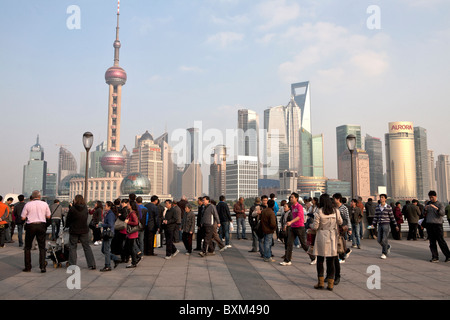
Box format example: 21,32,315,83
105,0,127,152
101,0,127,178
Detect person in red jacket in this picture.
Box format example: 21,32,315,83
124,201,141,268
0,195,10,248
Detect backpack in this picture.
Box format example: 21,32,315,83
254,215,264,238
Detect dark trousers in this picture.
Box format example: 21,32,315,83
24,223,47,270
407,223,418,240
144,229,156,255
317,256,337,279
202,225,214,253
182,232,193,253
0,225,5,247
427,223,450,260
164,227,177,257
125,238,138,265
284,226,309,262
195,226,205,250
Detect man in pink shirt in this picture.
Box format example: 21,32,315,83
280,192,313,266
21,190,51,273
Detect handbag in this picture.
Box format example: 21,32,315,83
154,232,161,248
127,222,143,234
114,218,126,231
336,212,346,254
102,227,114,239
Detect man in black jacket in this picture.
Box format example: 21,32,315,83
162,200,180,259
194,197,205,251
13,195,26,247
144,195,160,256
199,196,221,257
217,195,232,248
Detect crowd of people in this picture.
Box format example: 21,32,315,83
1,190,450,291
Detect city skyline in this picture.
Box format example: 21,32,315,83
1,1,450,197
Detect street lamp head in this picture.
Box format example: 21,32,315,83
83,132,94,151
346,134,356,152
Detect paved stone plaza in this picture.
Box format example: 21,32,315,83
1,233,450,301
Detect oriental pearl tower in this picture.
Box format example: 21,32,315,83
101,1,126,177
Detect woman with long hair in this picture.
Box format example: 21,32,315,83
65,195,96,270
124,201,140,268
312,193,343,291
91,200,103,245
99,201,120,271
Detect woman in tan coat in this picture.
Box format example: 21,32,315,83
312,194,343,291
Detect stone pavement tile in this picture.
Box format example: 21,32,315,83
34,286,80,300
121,275,157,287
211,285,243,300
154,272,187,287
185,284,214,300
73,286,118,300
0,276,33,293
109,286,152,300
147,286,185,300
6,285,49,300
266,283,310,300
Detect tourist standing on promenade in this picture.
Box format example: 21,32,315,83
365,198,377,239
49,199,63,242
372,194,398,259
0,196,11,249
350,199,362,249
19,191,51,272
312,194,343,291
199,196,221,257
124,201,140,268
13,195,26,247
66,194,96,270
100,201,120,271
144,195,160,256
234,197,246,240
424,190,450,262
194,197,205,251
248,197,262,253
280,192,312,266
91,201,103,246
405,200,421,241
162,200,180,260
217,195,232,248
332,193,352,282
259,199,277,262
181,203,195,255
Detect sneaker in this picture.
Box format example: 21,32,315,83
380,254,387,259
339,259,345,264
219,246,227,252
226,245,232,248
280,261,292,266
198,252,206,257
185,252,191,256
100,267,112,272
430,258,439,263
172,249,180,257
164,255,172,260
94,241,100,246
310,258,317,265
387,245,391,255
264,258,275,262
126,264,137,268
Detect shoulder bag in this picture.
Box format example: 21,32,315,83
336,210,346,255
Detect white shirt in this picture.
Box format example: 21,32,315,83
21,200,51,224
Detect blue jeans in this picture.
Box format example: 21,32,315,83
101,237,119,268
377,224,390,255
219,221,230,245
259,233,273,259
351,223,361,247
236,217,246,239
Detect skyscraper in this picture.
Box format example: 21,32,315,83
428,150,436,191
291,82,312,176
365,134,384,196
263,105,288,179
182,127,203,199
436,155,450,203
105,1,127,152
155,132,178,197
129,131,163,195
238,109,259,158
23,136,47,197
312,134,324,177
58,146,77,186
226,155,258,201
285,97,302,174
385,121,417,200
336,124,362,181
414,127,430,200
209,145,227,200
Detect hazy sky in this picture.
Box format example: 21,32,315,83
1,0,450,197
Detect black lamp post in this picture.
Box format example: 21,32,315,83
82,132,94,202
346,134,356,199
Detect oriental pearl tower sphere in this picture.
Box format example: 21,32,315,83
101,150,126,178
105,0,127,153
